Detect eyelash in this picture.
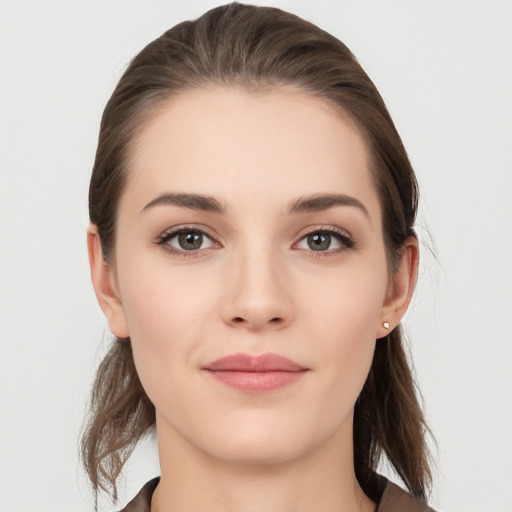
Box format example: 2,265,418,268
154,225,356,257
155,225,220,257
296,226,356,257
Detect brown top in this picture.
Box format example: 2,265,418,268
376,480,435,511
118,477,436,512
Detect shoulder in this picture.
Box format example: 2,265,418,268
377,480,436,512
116,477,159,512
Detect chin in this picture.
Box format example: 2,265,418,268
206,433,308,467
186,410,342,468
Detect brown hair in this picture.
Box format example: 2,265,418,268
82,2,432,504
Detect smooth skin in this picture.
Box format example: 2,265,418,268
88,87,418,512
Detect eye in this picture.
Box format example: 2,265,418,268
296,228,354,253
156,228,217,253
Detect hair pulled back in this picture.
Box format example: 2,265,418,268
83,2,432,503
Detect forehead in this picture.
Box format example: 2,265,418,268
123,86,379,219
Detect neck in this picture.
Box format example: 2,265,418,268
151,417,375,512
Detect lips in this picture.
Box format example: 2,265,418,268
202,353,309,392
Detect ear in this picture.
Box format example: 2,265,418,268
87,224,130,338
377,236,419,338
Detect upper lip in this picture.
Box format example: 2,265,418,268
202,353,308,372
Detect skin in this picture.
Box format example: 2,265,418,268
88,87,418,512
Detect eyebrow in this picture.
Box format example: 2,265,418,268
141,192,226,214
140,191,369,219
287,193,369,218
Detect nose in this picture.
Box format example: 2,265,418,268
221,245,294,331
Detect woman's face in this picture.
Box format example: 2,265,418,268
95,87,411,466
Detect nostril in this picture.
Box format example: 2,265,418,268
229,316,284,327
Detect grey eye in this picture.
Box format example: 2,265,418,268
296,230,350,253
178,231,203,250
307,233,332,251
164,230,215,251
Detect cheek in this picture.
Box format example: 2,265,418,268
306,255,388,400
115,254,221,392
118,242,218,330
320,302,377,371
310,252,388,339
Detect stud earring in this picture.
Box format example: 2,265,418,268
382,321,390,330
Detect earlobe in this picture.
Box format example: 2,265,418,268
87,225,130,338
377,236,419,338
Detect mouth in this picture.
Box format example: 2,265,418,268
201,353,309,392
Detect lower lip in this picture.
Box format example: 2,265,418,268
206,370,307,392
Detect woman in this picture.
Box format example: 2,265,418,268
82,3,435,511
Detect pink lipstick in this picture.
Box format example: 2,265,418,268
202,353,309,392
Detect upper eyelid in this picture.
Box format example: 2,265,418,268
294,225,353,241
156,224,220,242
293,226,356,252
